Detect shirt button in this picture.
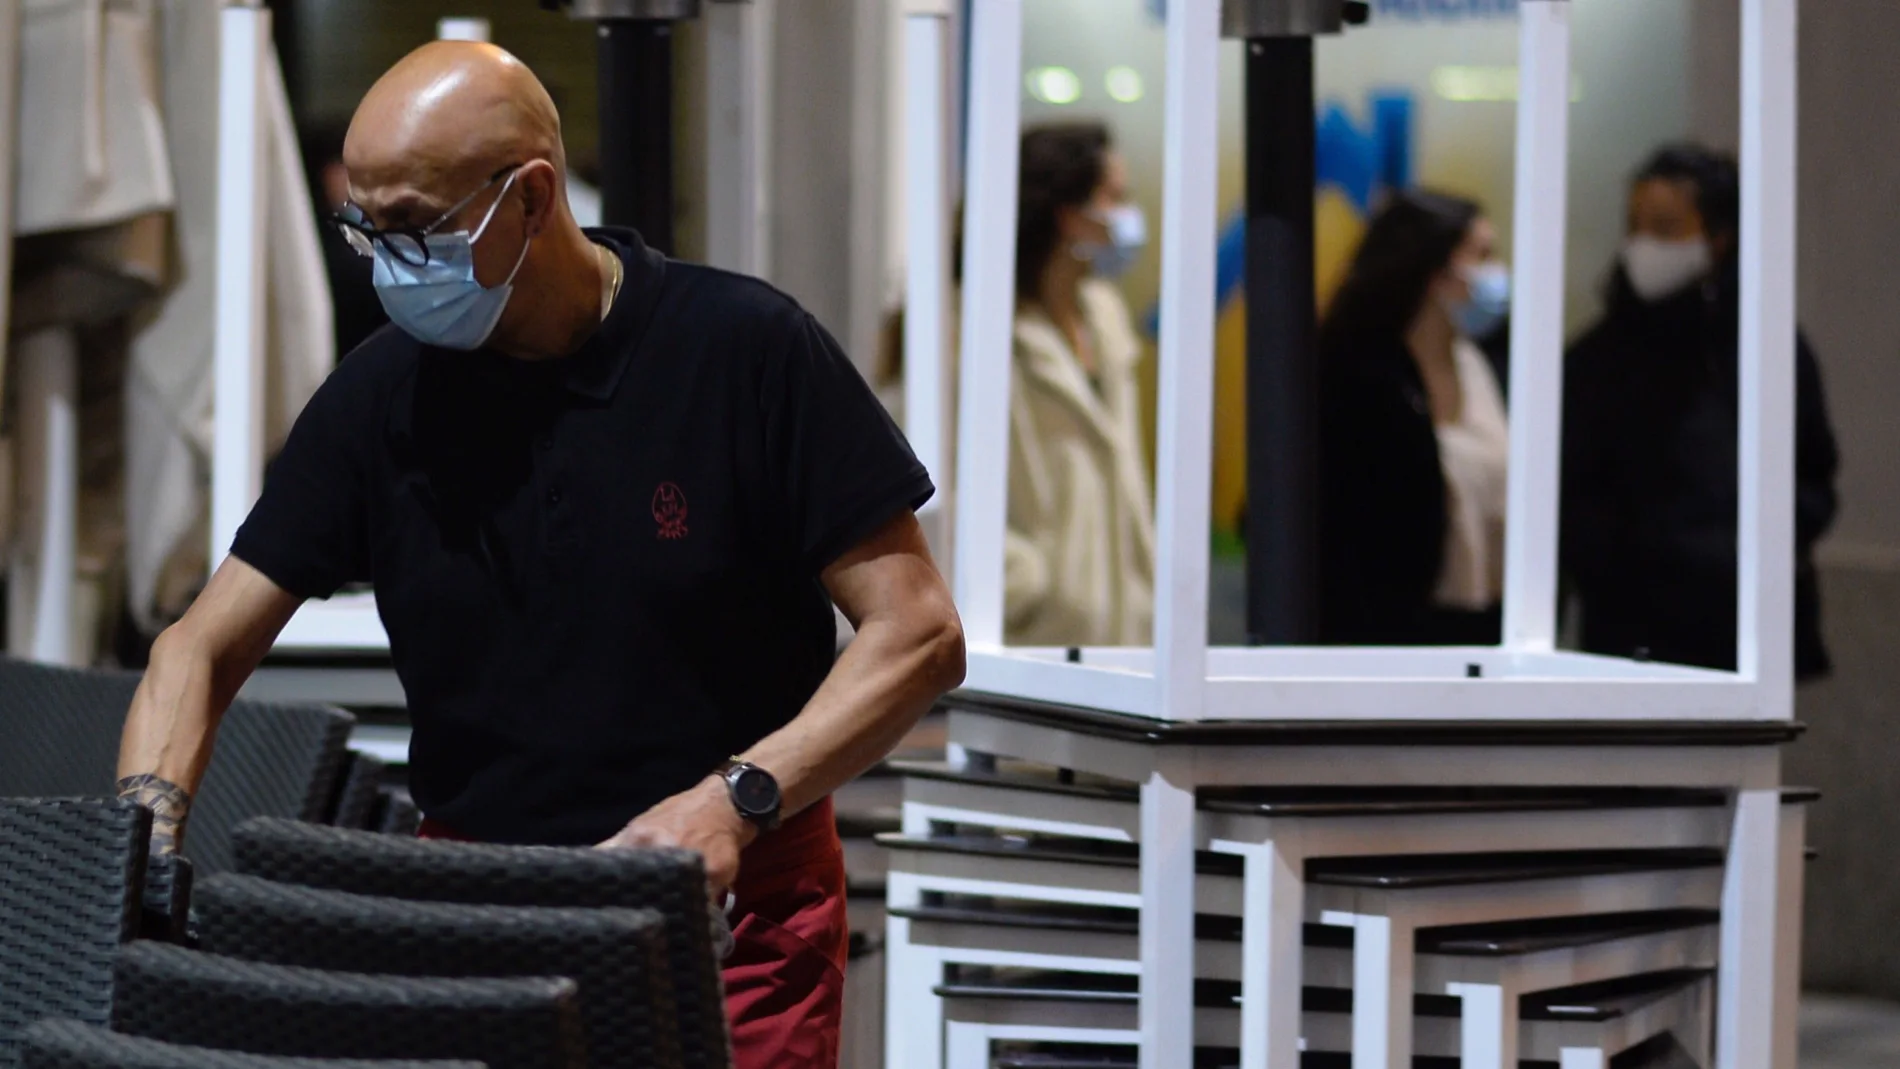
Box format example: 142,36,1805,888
547,487,563,505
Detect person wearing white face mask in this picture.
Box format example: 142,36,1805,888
1563,144,1840,678
1315,190,1511,645
965,121,1155,646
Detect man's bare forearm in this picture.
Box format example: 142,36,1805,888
115,627,235,851
736,601,965,818
115,557,304,852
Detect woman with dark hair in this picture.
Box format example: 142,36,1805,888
1562,143,1840,677
992,121,1154,646
1318,190,1513,645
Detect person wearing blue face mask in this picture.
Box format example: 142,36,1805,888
972,121,1154,647
1315,190,1511,645
115,41,965,1066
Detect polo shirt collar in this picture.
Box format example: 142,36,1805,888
557,226,667,401
386,227,666,445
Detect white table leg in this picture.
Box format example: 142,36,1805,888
885,925,944,1069
1717,789,1782,1069
1691,975,1717,1067
1558,1049,1607,1069
1139,765,1196,1069
1350,913,1416,1069
8,327,79,665
887,870,946,1069
1224,840,1303,1069
943,1019,992,1069
1773,801,1807,1069
1448,980,1519,1069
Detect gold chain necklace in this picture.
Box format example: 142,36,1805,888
597,244,624,322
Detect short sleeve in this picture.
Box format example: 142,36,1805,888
761,312,935,571
229,362,375,600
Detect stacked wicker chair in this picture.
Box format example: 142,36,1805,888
0,799,151,1069
229,818,730,1069
19,1019,485,1069
1,808,725,1069
0,653,730,1069
0,656,356,875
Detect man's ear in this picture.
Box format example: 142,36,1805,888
519,161,559,238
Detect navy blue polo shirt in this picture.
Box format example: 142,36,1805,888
232,228,933,845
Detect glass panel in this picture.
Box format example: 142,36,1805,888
1013,0,1696,652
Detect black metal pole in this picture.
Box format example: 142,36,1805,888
1243,37,1320,645
271,0,305,117
596,19,676,252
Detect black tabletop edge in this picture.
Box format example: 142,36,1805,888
945,690,1805,748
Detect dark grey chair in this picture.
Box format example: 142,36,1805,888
193,873,682,1069
20,1020,486,1069
325,752,388,830
0,657,354,873
110,942,583,1069
0,798,149,1069
232,818,729,1069
136,855,191,943
371,787,422,837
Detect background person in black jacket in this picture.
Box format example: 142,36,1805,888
1318,191,1513,645
1562,143,1841,678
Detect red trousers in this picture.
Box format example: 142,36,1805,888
721,797,849,1068
418,797,848,1069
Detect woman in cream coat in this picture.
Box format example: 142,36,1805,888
1000,123,1155,647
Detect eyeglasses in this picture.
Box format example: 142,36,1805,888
329,164,522,267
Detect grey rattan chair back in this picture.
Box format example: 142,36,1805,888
20,1019,487,1069
0,799,149,1069
232,818,730,1069
136,856,191,943
325,753,387,830
110,943,583,1069
194,874,683,1069
0,658,355,874
0,662,135,800
371,788,422,837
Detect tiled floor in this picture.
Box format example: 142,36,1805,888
1803,994,1900,1067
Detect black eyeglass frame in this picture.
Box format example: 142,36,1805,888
329,163,523,267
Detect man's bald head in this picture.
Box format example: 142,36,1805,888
343,42,605,361
344,41,567,224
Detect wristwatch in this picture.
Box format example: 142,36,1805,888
716,758,783,833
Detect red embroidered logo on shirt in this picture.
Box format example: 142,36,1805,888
653,482,689,540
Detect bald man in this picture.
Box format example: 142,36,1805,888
115,43,963,1067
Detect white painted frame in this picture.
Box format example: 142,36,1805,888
210,4,270,577
935,0,1799,723
902,0,956,524
705,0,775,279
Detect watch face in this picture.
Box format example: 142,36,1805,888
731,767,779,815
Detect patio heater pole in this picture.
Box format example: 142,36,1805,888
1226,0,1365,645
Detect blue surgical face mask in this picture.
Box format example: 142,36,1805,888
371,170,531,351
1446,260,1510,339
1076,203,1147,279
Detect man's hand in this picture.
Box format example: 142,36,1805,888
595,775,758,896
